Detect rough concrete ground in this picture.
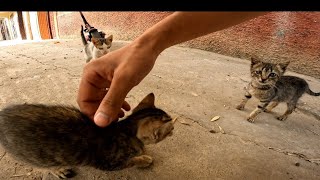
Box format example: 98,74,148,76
0,39,319,180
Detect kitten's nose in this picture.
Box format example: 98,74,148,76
260,78,267,83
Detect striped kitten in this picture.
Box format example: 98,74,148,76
236,57,320,123
0,93,174,179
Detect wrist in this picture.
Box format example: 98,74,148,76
133,27,171,57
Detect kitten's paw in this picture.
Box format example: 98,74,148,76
135,155,153,168
277,115,287,121
51,168,76,179
236,105,244,110
247,117,255,123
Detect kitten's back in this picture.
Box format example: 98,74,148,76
0,104,96,167
278,75,320,96
0,93,174,174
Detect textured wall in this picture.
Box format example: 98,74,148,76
56,11,171,40
56,11,320,78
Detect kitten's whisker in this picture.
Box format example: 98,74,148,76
172,116,179,124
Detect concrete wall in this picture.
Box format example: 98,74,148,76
56,11,320,79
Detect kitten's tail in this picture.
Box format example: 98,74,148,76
81,25,87,45
306,88,320,96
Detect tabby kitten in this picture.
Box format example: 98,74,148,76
236,57,320,123
0,93,174,179
81,25,113,63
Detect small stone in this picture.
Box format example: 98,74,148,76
295,162,300,166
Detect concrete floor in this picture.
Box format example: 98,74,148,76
0,39,319,180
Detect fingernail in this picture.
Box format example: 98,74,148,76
94,112,111,127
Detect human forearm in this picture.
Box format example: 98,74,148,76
134,12,268,54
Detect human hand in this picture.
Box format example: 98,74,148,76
77,12,266,128
77,41,160,127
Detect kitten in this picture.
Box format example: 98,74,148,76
81,25,113,63
0,93,174,179
236,57,320,123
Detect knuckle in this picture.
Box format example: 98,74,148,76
102,98,118,109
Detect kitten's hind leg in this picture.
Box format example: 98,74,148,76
128,155,153,168
277,102,296,121
236,90,252,110
247,101,270,123
264,101,279,113
51,167,76,179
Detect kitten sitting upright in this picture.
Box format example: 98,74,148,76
0,93,174,179
236,57,320,123
81,25,113,63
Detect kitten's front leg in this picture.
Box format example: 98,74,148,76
264,101,279,113
127,155,153,168
247,101,270,123
236,90,252,110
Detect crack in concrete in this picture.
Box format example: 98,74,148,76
172,110,320,166
296,106,320,121
4,51,80,78
228,132,319,165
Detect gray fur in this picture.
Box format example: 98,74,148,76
236,57,320,122
0,93,174,179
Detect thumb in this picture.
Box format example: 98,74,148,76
94,75,133,127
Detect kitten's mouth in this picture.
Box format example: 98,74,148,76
256,80,268,85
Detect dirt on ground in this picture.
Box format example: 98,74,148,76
0,39,319,180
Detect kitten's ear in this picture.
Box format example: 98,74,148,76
251,57,261,66
91,37,99,46
99,31,106,38
106,35,113,43
132,93,155,113
278,61,290,72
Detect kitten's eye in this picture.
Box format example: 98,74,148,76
269,73,277,77
255,71,261,75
